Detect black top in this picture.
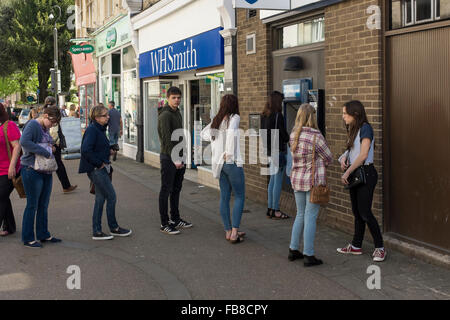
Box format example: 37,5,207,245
261,112,290,156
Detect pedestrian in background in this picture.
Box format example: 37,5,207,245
44,97,77,194
107,101,122,161
261,91,290,220
201,94,245,243
69,104,78,118
79,104,132,240
0,103,21,237
158,87,192,235
29,108,39,120
20,106,62,248
288,104,332,266
337,100,385,262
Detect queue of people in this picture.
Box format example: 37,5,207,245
1,90,385,265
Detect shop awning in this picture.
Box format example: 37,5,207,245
70,46,96,86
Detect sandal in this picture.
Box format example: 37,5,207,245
266,208,272,218
270,210,290,220
230,236,244,244
226,231,246,241
0,230,9,236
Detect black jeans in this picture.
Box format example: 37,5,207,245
349,164,384,248
0,175,16,233
159,154,185,227
54,146,71,190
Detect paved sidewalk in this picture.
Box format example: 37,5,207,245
0,155,449,300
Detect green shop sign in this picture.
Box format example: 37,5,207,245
70,45,95,54
95,15,131,56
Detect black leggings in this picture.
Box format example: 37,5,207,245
349,165,384,248
0,175,16,233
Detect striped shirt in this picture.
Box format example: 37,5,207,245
289,127,333,192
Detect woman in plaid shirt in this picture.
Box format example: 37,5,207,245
288,104,333,267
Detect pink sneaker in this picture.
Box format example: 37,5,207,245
337,244,363,255
372,248,386,262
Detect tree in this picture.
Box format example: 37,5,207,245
2,0,75,102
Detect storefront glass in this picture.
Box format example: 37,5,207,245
123,69,137,145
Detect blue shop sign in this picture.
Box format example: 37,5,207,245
140,28,224,78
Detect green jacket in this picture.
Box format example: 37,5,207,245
158,104,184,158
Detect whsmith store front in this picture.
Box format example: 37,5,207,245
132,0,226,188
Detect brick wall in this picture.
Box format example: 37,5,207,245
323,0,383,233
236,9,272,205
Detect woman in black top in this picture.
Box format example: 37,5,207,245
261,91,290,219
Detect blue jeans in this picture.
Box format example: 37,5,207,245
289,191,320,256
268,163,285,211
109,131,119,145
21,167,53,243
87,168,119,234
219,163,245,231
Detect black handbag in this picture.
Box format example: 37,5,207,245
345,165,366,189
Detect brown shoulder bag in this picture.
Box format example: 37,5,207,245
3,121,26,198
310,135,330,204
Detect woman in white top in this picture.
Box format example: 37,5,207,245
201,95,245,244
336,100,385,262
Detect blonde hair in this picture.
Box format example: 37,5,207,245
89,105,108,121
290,103,318,152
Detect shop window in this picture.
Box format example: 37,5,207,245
123,70,137,146
390,0,448,29
122,46,136,71
246,33,256,55
279,17,325,49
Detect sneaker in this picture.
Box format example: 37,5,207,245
24,241,42,248
372,248,386,262
337,244,363,255
40,237,62,243
160,225,180,235
288,249,304,261
93,232,114,240
171,219,193,229
110,227,132,237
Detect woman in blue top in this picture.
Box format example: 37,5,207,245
20,106,62,248
79,105,131,241
337,100,385,262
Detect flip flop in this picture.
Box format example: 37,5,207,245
0,231,9,236
230,236,244,244
226,231,246,241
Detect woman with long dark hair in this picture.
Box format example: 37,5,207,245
337,100,385,262
0,103,21,236
261,91,290,220
20,106,62,248
201,95,245,243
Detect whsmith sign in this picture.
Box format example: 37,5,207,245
139,28,224,78
233,0,323,10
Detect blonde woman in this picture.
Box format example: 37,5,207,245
68,104,78,118
288,104,332,267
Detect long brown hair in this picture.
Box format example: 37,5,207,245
344,100,369,150
290,104,318,153
0,103,9,123
210,95,240,140
42,106,61,123
262,91,284,117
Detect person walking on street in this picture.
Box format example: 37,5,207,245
60,105,68,118
79,105,132,240
20,106,62,248
288,104,333,266
201,94,246,243
68,104,78,118
44,97,77,193
0,103,21,237
107,101,122,161
337,100,386,262
158,87,192,235
261,91,290,220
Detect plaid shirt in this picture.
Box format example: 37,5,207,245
289,127,333,192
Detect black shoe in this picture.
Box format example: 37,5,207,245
304,255,323,267
40,237,62,243
171,219,193,229
266,208,272,218
92,232,114,240
113,151,117,161
288,249,304,261
110,227,132,237
160,225,180,235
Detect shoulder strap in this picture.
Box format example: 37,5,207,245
3,121,12,161
311,134,316,187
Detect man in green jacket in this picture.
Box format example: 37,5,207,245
158,86,193,235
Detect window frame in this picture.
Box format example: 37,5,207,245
400,0,441,27
277,15,325,50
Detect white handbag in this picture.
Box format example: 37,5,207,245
34,143,58,173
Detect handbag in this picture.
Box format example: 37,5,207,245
273,113,287,168
310,135,330,205
344,149,367,189
3,121,26,198
34,143,58,173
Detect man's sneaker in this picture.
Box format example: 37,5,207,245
110,227,132,237
24,241,42,248
337,244,363,255
93,232,114,240
372,248,386,262
171,219,193,229
160,225,180,235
